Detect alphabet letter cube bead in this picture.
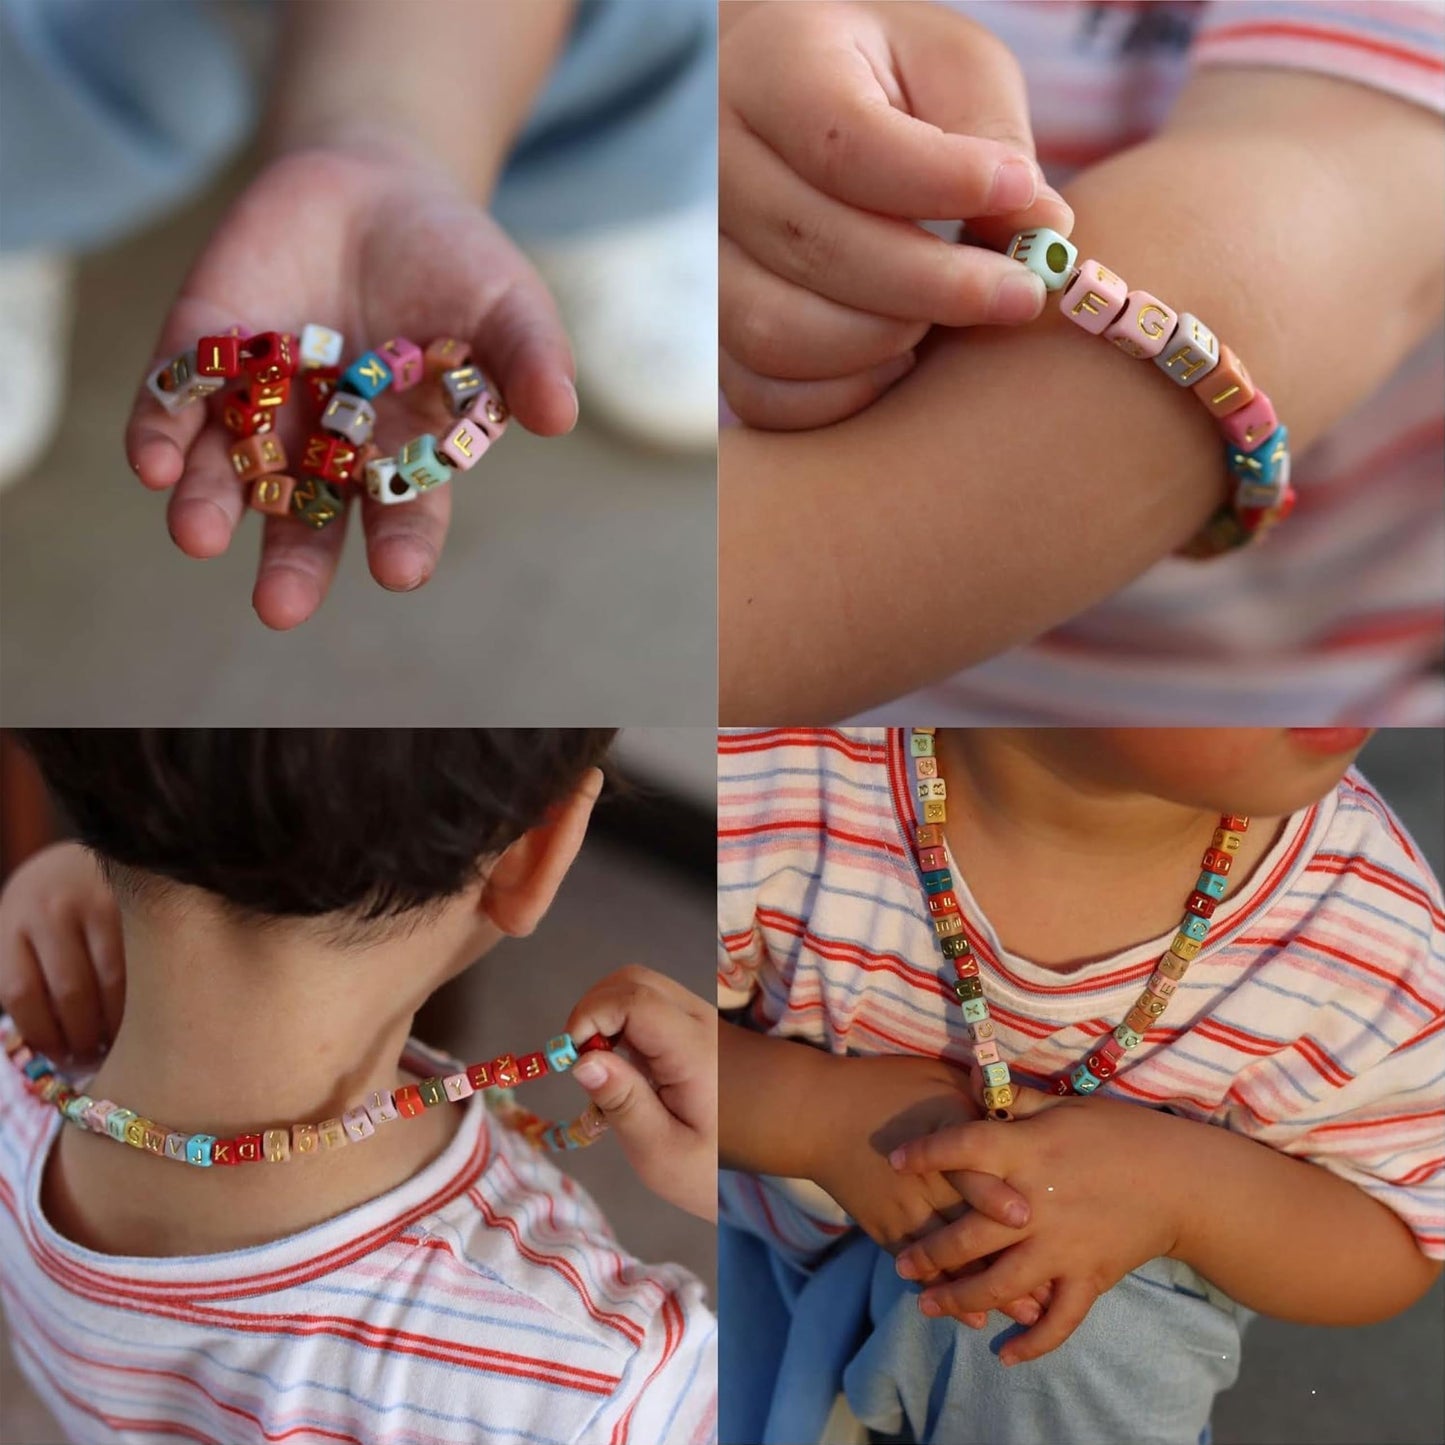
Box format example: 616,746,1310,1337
424,336,472,378
339,350,393,399
365,1089,398,1126
378,336,424,391
301,432,362,486
1070,1064,1101,1093
1124,1006,1154,1034
223,392,275,436
250,474,296,517
197,335,241,377
1154,313,1219,387
1227,425,1290,490
953,956,979,979
1157,952,1190,981
1103,291,1178,360
923,800,947,824
1180,913,1210,941
518,1052,548,1081
1060,259,1128,334
1170,933,1202,962
967,1019,994,1042
1085,1052,1116,1081
983,1084,1014,1111
915,757,939,779
916,825,943,847
212,1138,238,1166
418,1077,447,1106
466,386,510,441
365,455,418,506
264,1128,291,1162
318,1117,349,1148
397,434,454,492
230,434,288,483
443,1073,474,1102
438,418,489,470
941,934,971,959
1212,828,1244,853
1201,849,1233,876
247,378,291,410
292,1123,319,1155
1147,970,1179,999
241,332,297,385
185,1133,216,1166
1220,391,1278,452
343,1107,375,1142
1197,870,1228,899
303,366,342,417
146,350,223,413
982,1061,1011,1087
1193,344,1255,418
466,1061,494,1091
236,1133,262,1162
492,1054,522,1088
164,1132,188,1161
298,323,344,369
321,392,377,444
393,1085,425,1118
441,365,486,416
291,477,345,529
1185,891,1217,919
123,1116,147,1147
1114,1025,1143,1050
962,998,988,1022
1006,228,1077,291
919,846,948,871
1136,990,1169,1019
909,732,935,757
973,1039,1000,1066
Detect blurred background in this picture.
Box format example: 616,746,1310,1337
0,725,716,1444
0,0,716,725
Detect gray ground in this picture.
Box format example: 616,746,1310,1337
0,156,715,726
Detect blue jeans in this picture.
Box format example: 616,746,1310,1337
721,1221,1254,1445
0,0,714,252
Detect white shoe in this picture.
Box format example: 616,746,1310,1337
0,251,75,490
527,201,717,454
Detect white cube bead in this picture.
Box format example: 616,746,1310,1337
299,323,345,369
364,455,418,506
145,349,222,414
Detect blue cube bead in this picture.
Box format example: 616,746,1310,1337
545,1033,578,1073
185,1133,216,1167
1006,228,1077,291
982,1061,1011,1088
1181,914,1210,941
23,1056,53,1081
1226,425,1289,490
1070,1063,1101,1094
397,434,454,492
1196,871,1228,900
339,350,393,399
921,869,953,894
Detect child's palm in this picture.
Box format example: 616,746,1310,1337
126,147,576,629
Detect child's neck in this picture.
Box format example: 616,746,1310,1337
933,731,1283,969
40,904,466,1258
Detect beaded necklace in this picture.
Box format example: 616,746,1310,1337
907,729,1247,1122
0,1018,613,1164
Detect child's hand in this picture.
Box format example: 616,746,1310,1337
889,1084,1191,1365
126,143,578,631
0,843,125,1065
565,966,717,1223
719,1,1073,430
809,1054,1051,1330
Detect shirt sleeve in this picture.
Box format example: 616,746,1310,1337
1191,1,1445,115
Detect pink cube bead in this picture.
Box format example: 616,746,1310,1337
1103,291,1178,360
378,337,425,392
342,1107,376,1143
973,1039,1001,1067
1060,259,1128,335
1146,970,1179,999
466,388,509,442
438,418,490,470
1220,390,1278,453
1098,1037,1125,1066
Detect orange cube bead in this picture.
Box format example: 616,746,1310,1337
424,336,472,379
916,825,944,849
393,1085,425,1118
250,475,296,516
1192,345,1255,419
230,434,288,483
492,1054,521,1087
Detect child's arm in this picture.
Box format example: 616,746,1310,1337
720,65,1445,721
890,1086,1441,1366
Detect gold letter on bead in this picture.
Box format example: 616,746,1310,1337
1137,304,1168,339
1071,291,1106,318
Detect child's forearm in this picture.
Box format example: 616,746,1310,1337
720,67,1445,721
1165,1115,1441,1325
719,1018,837,1180
265,0,575,195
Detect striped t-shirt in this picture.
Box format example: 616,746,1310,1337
863,0,1445,725
0,1035,716,1445
717,728,1445,1269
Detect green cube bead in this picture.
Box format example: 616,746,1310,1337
1114,1025,1143,1050
954,977,984,1002
397,433,455,492
105,1107,137,1142
941,934,972,959
982,1062,1011,1088
418,1077,447,1107
1006,228,1077,291
909,733,935,757
962,998,989,1023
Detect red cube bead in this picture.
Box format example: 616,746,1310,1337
303,366,341,417
241,331,297,384
1201,849,1233,876
197,335,241,378
235,1133,263,1163
300,432,362,486
466,1060,494,1091
953,956,979,979
927,890,959,915
1220,815,1249,832
246,378,292,410
1185,891,1218,919
1085,1052,1116,1080
222,392,275,437
212,1138,239,1166
491,1054,521,1088
517,1051,547,1081
393,1084,425,1118
919,846,948,871
1098,1037,1125,1065
1052,1077,1073,1096
578,1035,613,1054
229,434,288,483
916,825,943,849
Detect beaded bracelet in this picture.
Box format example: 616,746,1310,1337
144,325,508,530
0,1017,610,1164
1004,229,1293,557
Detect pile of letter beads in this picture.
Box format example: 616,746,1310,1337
908,730,1016,1121
0,1022,601,1164
1006,228,1293,554
145,323,508,529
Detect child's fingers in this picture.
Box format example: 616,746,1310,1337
126,299,249,492
82,910,126,1042
361,482,452,593
895,1210,1021,1284
565,967,711,1084
918,1243,1044,1322
28,918,106,1062
470,260,577,438
251,502,352,631
998,1277,1097,1367
722,124,1046,328
568,1045,685,1159
164,426,248,560
720,347,916,432
0,934,69,1061
947,1167,1031,1231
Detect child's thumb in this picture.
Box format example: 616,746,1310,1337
570,1051,676,1160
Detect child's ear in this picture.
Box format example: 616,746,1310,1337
480,768,605,937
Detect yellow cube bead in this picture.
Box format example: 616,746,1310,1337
983,1084,1015,1111
1170,933,1202,962
264,1128,291,1162
124,1117,150,1148
1212,829,1244,853
923,801,947,823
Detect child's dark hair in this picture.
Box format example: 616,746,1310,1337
17,729,616,925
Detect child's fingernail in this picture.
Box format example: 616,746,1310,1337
1005,1202,1029,1226
1001,1352,1017,1367
919,1295,942,1317
988,156,1038,212
895,1256,917,1280
965,1314,986,1330
1018,1305,1040,1325
571,1059,606,1087
989,271,1045,325
888,1147,907,1170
